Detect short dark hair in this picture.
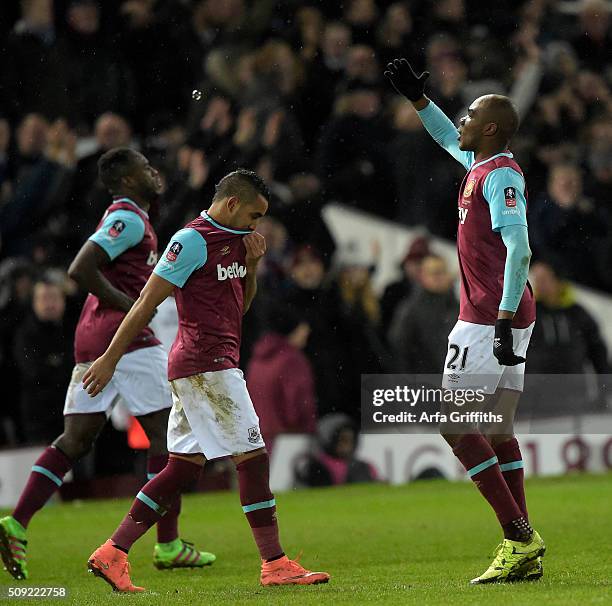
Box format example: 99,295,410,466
98,147,140,193
212,168,270,204
484,95,520,143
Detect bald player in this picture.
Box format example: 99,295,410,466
385,59,545,584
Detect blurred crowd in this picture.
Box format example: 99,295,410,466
1,0,611,461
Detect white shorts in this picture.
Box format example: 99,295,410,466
167,368,265,460
442,320,534,394
64,345,172,416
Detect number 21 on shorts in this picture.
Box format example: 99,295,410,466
446,344,469,370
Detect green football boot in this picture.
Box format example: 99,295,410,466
508,556,544,582
153,538,216,570
0,516,28,580
488,542,544,582
470,530,545,584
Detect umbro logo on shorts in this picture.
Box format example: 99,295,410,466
217,262,246,280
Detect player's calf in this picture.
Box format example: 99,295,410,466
234,450,331,586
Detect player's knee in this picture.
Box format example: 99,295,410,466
54,431,95,460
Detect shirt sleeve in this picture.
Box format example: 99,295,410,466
499,224,531,313
88,209,145,260
482,167,527,232
153,228,207,288
417,101,474,170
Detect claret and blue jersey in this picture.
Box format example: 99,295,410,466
416,101,535,328
74,197,160,363
153,211,252,381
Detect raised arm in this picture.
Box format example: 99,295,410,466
384,58,473,169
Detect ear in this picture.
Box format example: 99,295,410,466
483,122,498,137
227,195,240,211
122,174,135,189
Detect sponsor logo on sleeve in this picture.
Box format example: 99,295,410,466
504,187,517,207
166,241,183,262
108,220,126,238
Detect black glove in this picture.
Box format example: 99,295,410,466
493,319,526,366
384,58,430,102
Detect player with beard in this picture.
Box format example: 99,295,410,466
0,148,214,581
82,168,330,592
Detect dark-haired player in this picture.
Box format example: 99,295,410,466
0,148,213,581
83,169,330,592
385,60,545,584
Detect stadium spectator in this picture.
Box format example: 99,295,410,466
247,307,317,452
529,163,607,289
571,0,612,73
343,0,378,46
0,117,76,259
67,113,132,241
60,0,135,130
317,79,394,215
1,0,71,122
388,99,457,236
376,3,416,68
0,259,35,445
284,245,347,418
331,241,389,412
388,254,458,373
300,21,351,148
13,276,74,444
525,261,611,415
380,236,431,333
294,413,378,487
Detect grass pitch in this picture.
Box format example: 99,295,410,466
1,473,611,605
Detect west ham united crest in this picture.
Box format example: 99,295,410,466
463,179,476,198
247,426,261,444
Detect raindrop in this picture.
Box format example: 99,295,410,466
192,90,203,101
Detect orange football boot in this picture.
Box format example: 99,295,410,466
260,555,330,586
87,540,144,593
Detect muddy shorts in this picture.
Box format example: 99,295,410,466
64,345,172,416
167,368,265,459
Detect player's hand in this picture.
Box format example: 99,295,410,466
493,319,526,366
82,354,118,397
384,58,430,102
243,232,266,266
